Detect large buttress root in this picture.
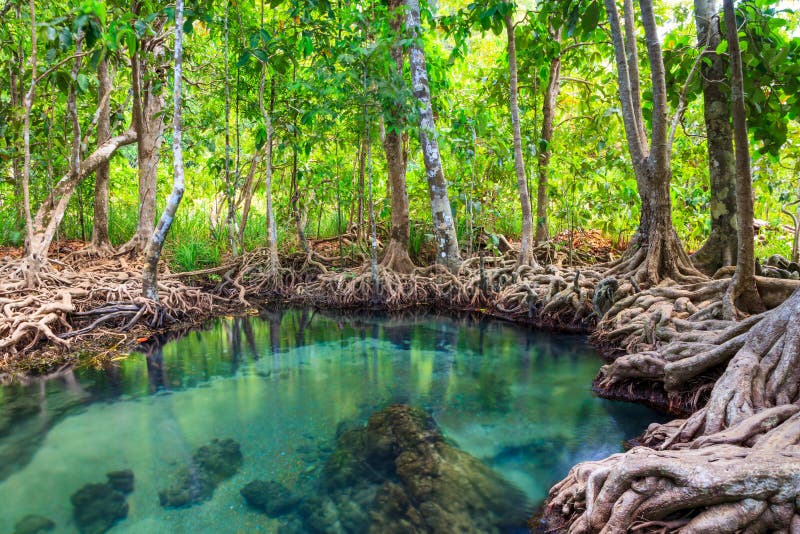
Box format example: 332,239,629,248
544,288,800,533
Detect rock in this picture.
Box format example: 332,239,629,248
240,480,301,517
106,470,134,494
70,483,128,534
13,515,55,534
159,438,243,508
303,404,529,533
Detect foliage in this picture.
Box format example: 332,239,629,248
0,0,797,270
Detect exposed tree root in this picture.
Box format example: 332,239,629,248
379,238,416,274
0,256,219,369
543,288,800,533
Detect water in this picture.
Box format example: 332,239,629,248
0,308,663,533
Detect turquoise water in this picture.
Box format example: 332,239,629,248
0,309,662,533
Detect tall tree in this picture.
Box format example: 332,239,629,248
121,10,167,254
405,0,460,271
722,0,762,316
142,0,185,300
504,10,537,267
535,26,562,244
601,0,704,286
20,0,37,284
260,2,279,270
89,55,114,254
689,0,738,274
380,0,414,273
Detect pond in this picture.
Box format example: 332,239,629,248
0,309,663,533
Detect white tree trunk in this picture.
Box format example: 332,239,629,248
142,0,185,301
405,0,460,271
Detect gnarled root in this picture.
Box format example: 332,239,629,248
380,239,416,274
0,256,218,365
547,426,800,533
545,288,800,533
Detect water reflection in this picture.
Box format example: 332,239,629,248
0,308,665,533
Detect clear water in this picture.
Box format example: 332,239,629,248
0,309,663,533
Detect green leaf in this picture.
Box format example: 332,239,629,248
715,40,728,55
77,73,90,93
581,1,601,36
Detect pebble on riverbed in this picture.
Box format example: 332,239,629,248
70,483,128,534
106,470,135,494
13,514,55,534
158,438,243,508
240,480,301,517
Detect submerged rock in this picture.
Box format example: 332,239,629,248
13,515,55,534
159,438,243,508
295,404,529,533
70,483,128,534
106,469,135,494
240,480,301,517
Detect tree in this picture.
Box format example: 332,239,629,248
601,0,704,286
379,0,414,273
89,54,114,254
722,0,763,317
120,9,167,255
689,0,738,275
504,10,537,267
405,0,460,271
142,0,185,300
535,25,562,244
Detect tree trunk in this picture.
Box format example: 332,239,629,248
142,0,185,301
380,0,414,273
20,0,37,283
505,14,536,267
27,131,138,268
122,28,167,254
404,0,460,271
263,76,279,264
90,56,114,252
601,0,704,286
223,0,239,258
357,135,367,241
291,142,309,252
690,0,738,274
723,0,763,316
236,149,262,246
535,27,562,244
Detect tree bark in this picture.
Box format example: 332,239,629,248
602,0,704,286
380,0,414,273
223,0,239,258
505,14,536,267
405,0,460,271
357,135,367,240
123,18,167,254
142,0,185,301
690,0,738,274
723,0,763,316
20,0,37,282
90,56,114,252
535,27,562,244
262,74,279,265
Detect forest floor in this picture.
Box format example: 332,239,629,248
2,235,800,532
